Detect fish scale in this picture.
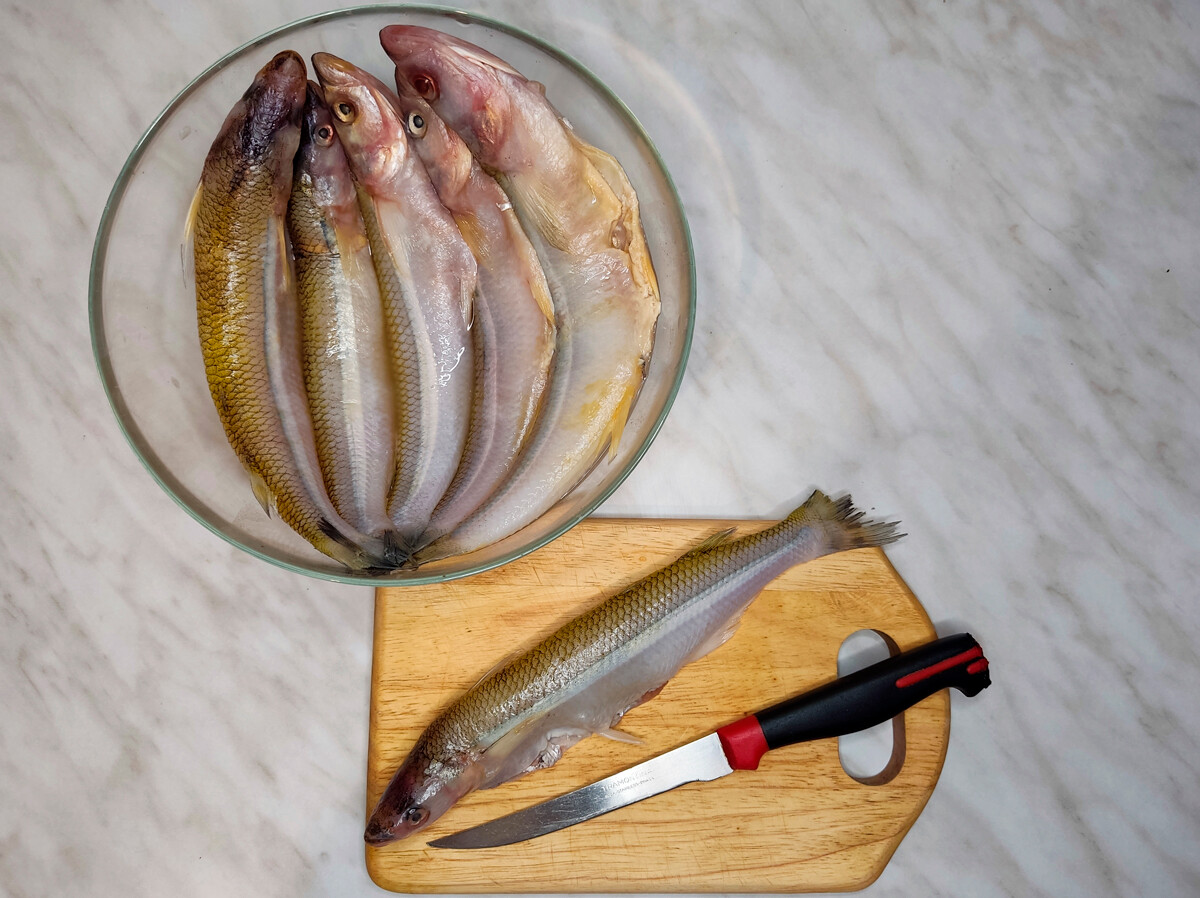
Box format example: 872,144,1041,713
355,186,426,522
192,51,388,570
314,52,476,549
287,84,396,543
364,491,902,844
391,87,557,547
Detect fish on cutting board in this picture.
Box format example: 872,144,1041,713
381,25,661,565
391,84,557,547
312,52,477,550
429,633,991,849
287,82,397,548
363,490,901,844
190,51,392,571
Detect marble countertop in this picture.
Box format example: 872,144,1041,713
3,0,1198,895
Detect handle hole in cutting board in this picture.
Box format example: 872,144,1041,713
837,629,906,785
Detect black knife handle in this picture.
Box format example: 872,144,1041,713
716,633,990,770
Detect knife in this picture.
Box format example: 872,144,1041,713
428,632,990,849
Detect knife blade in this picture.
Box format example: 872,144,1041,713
428,632,991,849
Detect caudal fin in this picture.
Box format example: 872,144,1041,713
789,490,904,551
315,519,407,572
381,530,412,569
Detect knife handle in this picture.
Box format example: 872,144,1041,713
716,632,990,770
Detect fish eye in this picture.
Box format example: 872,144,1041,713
402,807,429,826
315,125,334,145
413,74,438,101
334,101,355,123
406,111,427,138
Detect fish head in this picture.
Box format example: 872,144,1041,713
380,25,522,170
206,50,306,204
364,743,484,845
295,81,356,207
311,52,410,189
392,82,474,205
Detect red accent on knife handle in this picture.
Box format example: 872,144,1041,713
721,634,991,761
894,645,983,688
716,715,769,770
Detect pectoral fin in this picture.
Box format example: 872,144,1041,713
479,715,589,788
248,469,275,517
603,376,639,461
683,614,746,666
500,208,556,327
570,135,661,304
597,726,643,745
182,182,202,288
184,181,203,246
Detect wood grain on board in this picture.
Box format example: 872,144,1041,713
367,519,948,892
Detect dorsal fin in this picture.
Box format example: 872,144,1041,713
468,647,525,690
684,526,737,556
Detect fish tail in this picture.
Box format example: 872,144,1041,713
381,530,412,569
789,490,904,551
315,519,399,572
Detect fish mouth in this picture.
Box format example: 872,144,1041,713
259,49,305,85
249,50,307,108
363,818,400,846
311,51,358,87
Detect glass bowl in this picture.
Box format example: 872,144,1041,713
89,5,695,585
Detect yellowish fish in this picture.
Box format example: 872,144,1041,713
192,52,390,570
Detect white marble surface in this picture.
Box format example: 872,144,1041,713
2,0,1199,895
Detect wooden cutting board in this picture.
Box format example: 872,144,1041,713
367,519,947,893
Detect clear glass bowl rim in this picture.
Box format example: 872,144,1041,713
89,3,696,586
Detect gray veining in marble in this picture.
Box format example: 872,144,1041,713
2,0,1199,895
